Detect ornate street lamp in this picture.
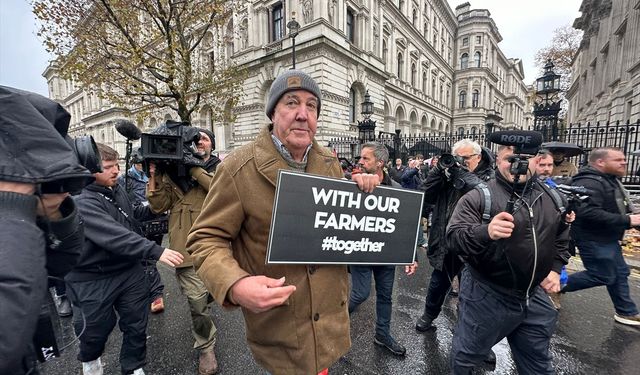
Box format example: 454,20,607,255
287,12,300,69
533,59,562,140
358,90,376,143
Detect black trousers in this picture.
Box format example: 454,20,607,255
67,265,149,374
451,268,557,375
423,252,464,320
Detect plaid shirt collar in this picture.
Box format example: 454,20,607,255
270,133,312,163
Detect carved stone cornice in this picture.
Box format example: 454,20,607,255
321,90,350,104
233,103,264,114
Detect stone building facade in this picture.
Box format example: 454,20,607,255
43,0,527,156
452,3,528,135
566,0,640,124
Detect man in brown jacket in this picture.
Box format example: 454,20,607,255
147,129,220,375
186,70,379,374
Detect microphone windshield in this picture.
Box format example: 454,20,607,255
488,130,543,149
115,119,142,140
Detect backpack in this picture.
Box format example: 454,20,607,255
475,181,566,224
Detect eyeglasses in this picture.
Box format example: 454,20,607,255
458,154,478,161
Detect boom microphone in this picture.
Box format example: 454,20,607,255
115,119,142,140
488,130,543,149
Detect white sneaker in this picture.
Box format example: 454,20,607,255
614,313,640,326
82,358,103,375
132,368,145,375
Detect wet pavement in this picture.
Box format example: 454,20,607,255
40,247,640,375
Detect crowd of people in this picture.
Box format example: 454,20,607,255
2,69,640,375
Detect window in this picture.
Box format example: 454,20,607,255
397,52,404,79
349,88,356,123
439,83,443,102
382,39,388,66
272,3,283,41
460,53,468,69
399,0,405,12
476,35,482,44
472,89,479,107
347,9,355,43
411,63,416,86
423,22,428,39
462,37,468,46
474,52,481,67
412,9,417,26
459,90,466,108
431,77,436,97
422,72,428,92
458,127,465,135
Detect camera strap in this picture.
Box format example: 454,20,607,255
97,192,142,233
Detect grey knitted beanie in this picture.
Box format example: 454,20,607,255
265,69,322,120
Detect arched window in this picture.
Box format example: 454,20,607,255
349,88,356,123
458,127,465,135
411,63,416,86
460,53,468,69
458,90,466,108
474,51,481,67
472,89,479,107
397,52,404,79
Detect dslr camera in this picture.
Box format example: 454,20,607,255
141,120,209,176
438,153,464,170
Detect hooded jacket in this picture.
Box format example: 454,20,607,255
571,166,632,242
446,173,571,299
67,183,164,282
0,86,93,188
422,147,494,270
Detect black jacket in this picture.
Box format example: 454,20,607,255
571,166,631,242
446,173,571,299
422,148,494,270
67,183,164,282
0,193,83,374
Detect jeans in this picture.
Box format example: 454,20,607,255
451,268,557,375
564,239,638,316
423,253,463,319
349,265,396,338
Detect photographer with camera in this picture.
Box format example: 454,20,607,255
67,143,183,375
146,126,221,375
446,133,571,374
415,140,494,344
562,147,640,326
0,86,93,374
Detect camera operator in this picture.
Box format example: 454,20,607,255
446,144,571,374
146,128,221,375
415,139,496,365
67,143,183,375
0,86,91,374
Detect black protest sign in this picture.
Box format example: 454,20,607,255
266,171,424,265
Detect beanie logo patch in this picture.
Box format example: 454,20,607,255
287,76,302,88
